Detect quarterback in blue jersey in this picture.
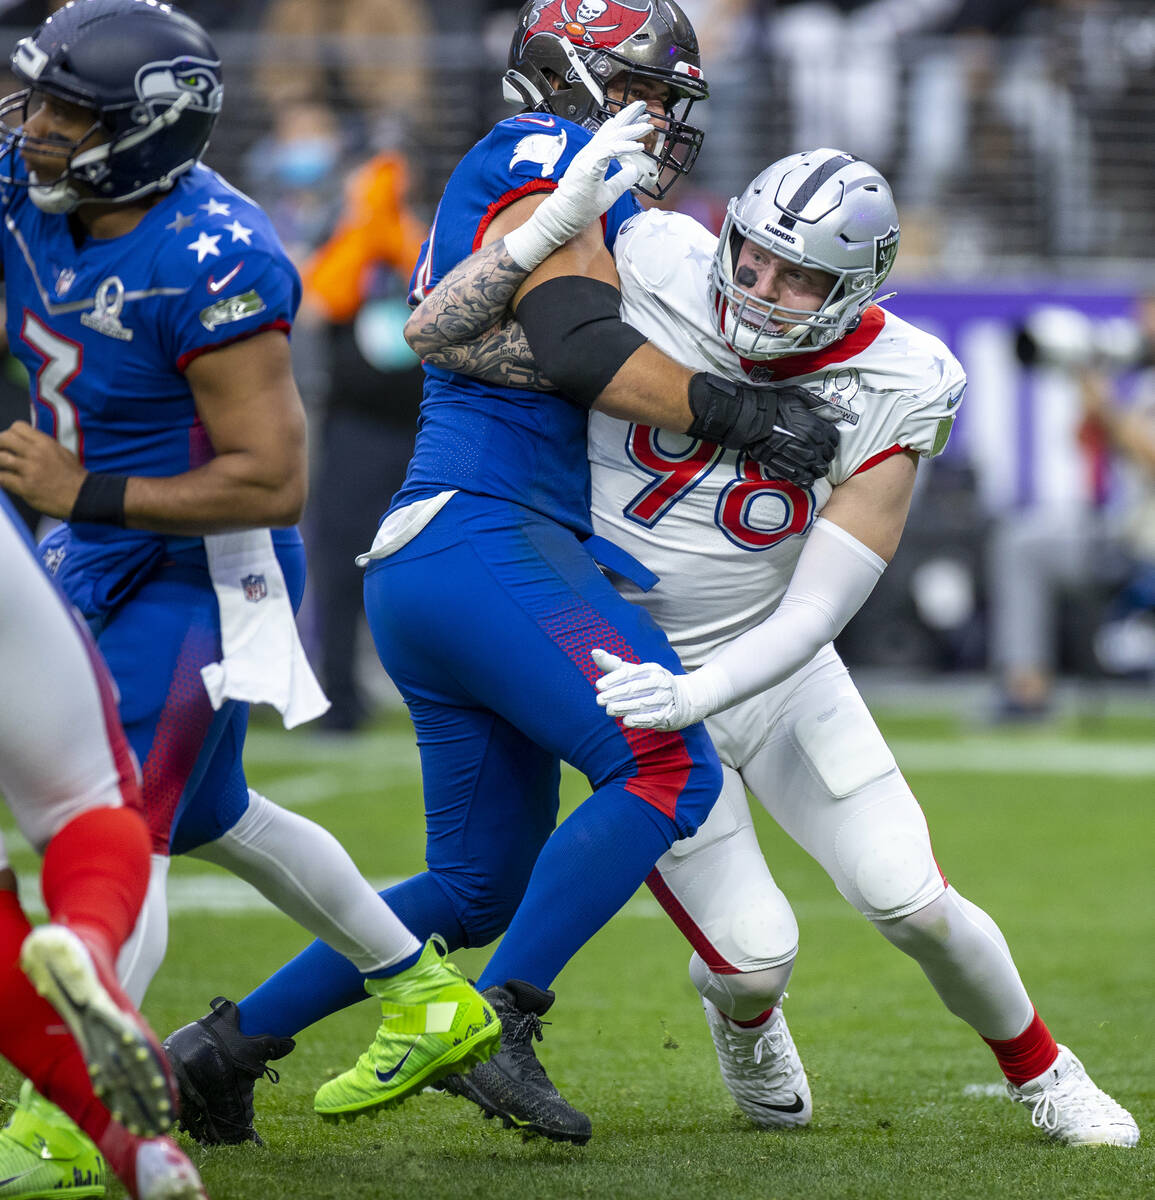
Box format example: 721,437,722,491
0,0,498,1171
163,0,838,1147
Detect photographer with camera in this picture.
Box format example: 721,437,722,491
990,294,1155,717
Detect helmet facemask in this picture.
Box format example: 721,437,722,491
505,1,708,200
595,54,705,199
711,209,884,359
0,83,199,213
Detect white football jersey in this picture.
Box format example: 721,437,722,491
589,209,967,667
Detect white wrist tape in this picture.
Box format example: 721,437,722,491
503,196,570,272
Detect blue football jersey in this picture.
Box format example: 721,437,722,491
399,114,641,535
0,162,302,617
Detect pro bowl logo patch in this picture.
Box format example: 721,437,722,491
241,573,267,603
518,0,651,53
134,55,222,117
818,367,861,425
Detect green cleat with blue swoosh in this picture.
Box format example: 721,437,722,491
313,938,499,1121
0,1080,107,1199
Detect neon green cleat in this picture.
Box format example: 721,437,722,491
0,1080,107,1198
314,938,500,1121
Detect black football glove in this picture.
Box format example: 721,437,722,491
687,372,838,488
745,385,839,486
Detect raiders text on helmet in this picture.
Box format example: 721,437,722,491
709,149,900,359
504,0,708,199
0,0,222,213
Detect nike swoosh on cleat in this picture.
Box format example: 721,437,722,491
0,1170,40,1186
207,262,243,294
375,1046,415,1084
758,1093,806,1114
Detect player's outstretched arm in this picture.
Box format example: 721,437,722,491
593,451,918,730
406,193,837,484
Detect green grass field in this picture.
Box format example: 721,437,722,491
3,703,1154,1199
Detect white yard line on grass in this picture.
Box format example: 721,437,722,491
888,738,1155,777
246,730,1155,781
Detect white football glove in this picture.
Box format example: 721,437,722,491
591,648,716,731
504,100,653,272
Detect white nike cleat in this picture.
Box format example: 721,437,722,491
1007,1044,1139,1147
130,1137,208,1200
702,998,812,1129
20,924,176,1137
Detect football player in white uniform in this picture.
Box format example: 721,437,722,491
404,145,1139,1147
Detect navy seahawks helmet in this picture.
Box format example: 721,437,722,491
0,0,222,212
505,0,708,199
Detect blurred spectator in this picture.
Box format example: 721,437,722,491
300,146,426,732
0,0,270,27
896,0,1036,264
255,0,430,140
244,99,349,262
987,295,1155,717
766,0,965,169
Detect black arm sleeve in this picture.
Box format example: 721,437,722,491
514,276,647,409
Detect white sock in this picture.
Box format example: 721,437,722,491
116,853,170,1005
189,789,421,973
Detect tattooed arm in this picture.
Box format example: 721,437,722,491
403,238,553,390
404,103,652,389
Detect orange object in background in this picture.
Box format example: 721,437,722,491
302,151,426,324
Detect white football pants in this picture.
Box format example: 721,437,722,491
655,644,1034,1040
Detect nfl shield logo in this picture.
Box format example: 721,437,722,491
241,573,267,603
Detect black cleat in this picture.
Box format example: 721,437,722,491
439,981,592,1144
162,997,295,1146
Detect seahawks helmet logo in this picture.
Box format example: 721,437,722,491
134,56,222,117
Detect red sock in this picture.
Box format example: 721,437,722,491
983,1009,1059,1086
731,1007,776,1029
94,1118,145,1193
41,806,151,962
0,890,111,1142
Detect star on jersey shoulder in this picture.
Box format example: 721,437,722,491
224,219,253,245
166,210,195,233
200,198,231,217
188,231,222,262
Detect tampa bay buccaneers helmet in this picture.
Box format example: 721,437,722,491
710,149,901,359
505,0,708,199
0,0,222,213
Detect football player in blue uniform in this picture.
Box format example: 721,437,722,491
0,0,498,1180
164,0,837,1147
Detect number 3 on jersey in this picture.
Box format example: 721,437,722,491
22,312,83,457
624,423,816,550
